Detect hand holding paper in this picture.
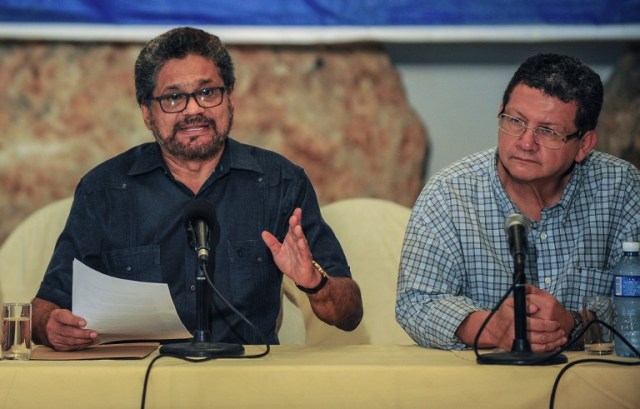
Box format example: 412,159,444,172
72,259,192,344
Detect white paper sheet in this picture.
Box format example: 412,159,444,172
72,259,192,344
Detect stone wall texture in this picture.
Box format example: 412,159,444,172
0,40,638,247
0,41,429,245
597,44,640,170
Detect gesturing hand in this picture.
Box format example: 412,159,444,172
261,208,320,289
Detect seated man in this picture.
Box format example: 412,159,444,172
32,27,363,351
396,53,640,351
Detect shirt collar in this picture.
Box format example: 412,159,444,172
556,154,589,216
222,138,264,175
490,149,520,215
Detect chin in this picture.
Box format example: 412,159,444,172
158,130,227,160
182,141,225,161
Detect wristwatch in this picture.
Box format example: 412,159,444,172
568,310,585,340
295,260,329,295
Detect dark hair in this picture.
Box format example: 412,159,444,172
134,27,236,106
501,53,603,132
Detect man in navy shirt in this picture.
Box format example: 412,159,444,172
32,27,363,351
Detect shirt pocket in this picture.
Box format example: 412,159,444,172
227,239,277,308
558,266,612,310
575,266,612,294
101,245,162,282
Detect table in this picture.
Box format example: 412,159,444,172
0,345,638,409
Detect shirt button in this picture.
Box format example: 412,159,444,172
126,266,132,271
257,257,263,263
258,177,263,182
190,285,196,291
122,183,127,189
540,232,548,240
544,277,552,285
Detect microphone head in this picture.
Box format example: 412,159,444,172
183,199,217,228
504,213,531,235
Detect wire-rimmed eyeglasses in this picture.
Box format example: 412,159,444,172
498,113,582,150
151,87,226,113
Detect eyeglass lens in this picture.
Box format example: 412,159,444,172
157,88,225,113
498,114,567,149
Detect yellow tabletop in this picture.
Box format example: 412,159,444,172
0,344,638,409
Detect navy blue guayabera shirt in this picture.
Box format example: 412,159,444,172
36,138,351,344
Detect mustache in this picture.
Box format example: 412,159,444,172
173,114,217,132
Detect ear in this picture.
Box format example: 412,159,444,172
140,104,153,130
575,130,598,163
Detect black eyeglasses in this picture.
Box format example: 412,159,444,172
151,87,226,113
498,113,582,150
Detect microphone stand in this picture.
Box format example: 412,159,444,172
477,251,567,365
160,259,244,359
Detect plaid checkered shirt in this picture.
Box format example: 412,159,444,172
396,148,640,350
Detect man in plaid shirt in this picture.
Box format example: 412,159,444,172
396,53,640,351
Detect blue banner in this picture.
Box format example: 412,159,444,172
1,0,639,25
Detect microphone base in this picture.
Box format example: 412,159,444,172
159,341,245,359
477,350,568,366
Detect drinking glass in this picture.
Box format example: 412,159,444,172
1,302,32,360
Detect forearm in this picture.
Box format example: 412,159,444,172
396,289,481,350
455,310,497,348
307,276,363,331
31,297,59,346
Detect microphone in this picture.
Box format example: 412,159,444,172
476,213,567,366
504,213,530,262
183,199,217,263
159,199,244,359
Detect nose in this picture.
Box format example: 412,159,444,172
517,127,538,150
183,95,205,115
